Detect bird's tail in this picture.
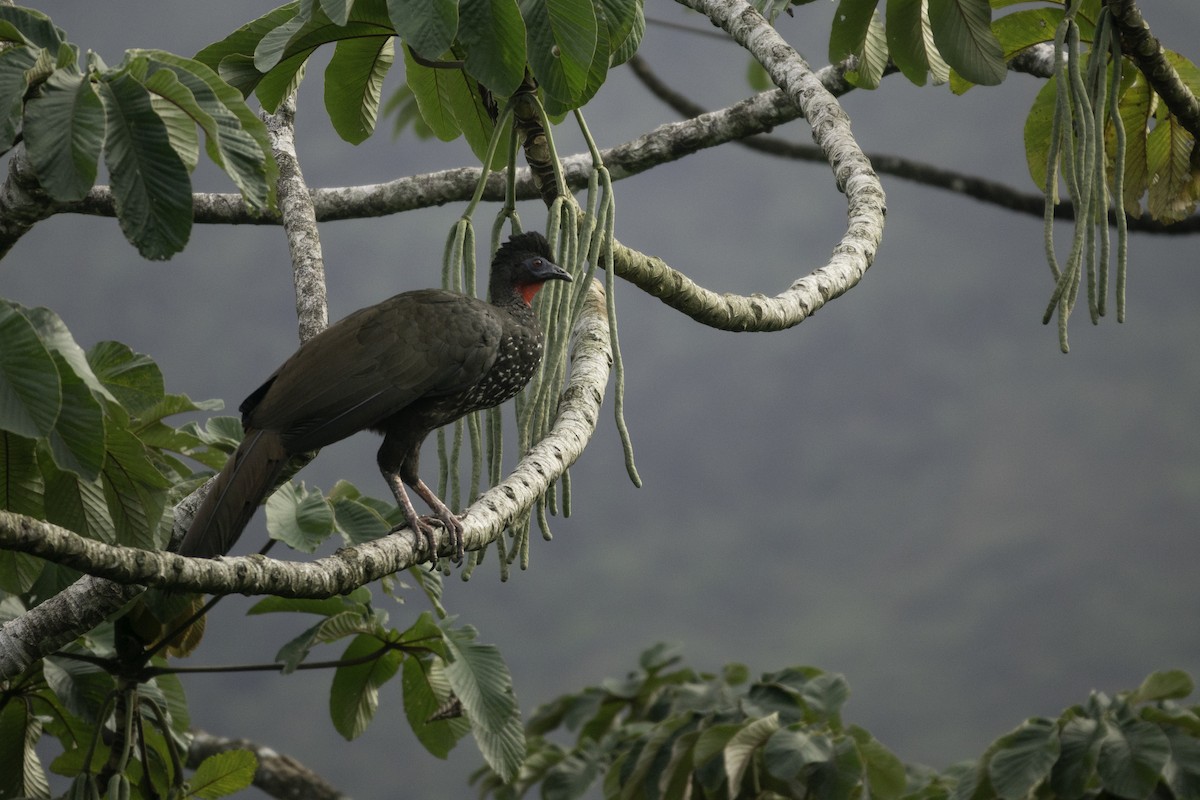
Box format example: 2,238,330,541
177,428,289,558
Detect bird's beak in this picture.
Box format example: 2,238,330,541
528,257,572,283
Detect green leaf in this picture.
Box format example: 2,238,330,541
100,425,171,548
811,734,865,800
137,51,276,210
324,34,395,144
0,549,44,594
250,0,395,114
320,0,353,26
255,15,308,73
1163,727,1200,800
273,620,326,673
987,718,1060,800
249,588,372,617
0,433,43,516
0,299,61,438
265,481,334,552
1050,715,1102,798
927,0,1005,86
149,82,201,172
597,0,639,63
42,656,114,725
331,494,394,543
848,725,906,799
848,12,887,90
388,0,458,60
402,47,505,167
724,713,781,795
692,722,743,767
41,453,114,542
403,650,470,759
188,750,258,799
44,351,105,481
329,633,403,739
23,69,104,201
402,47,462,140
195,3,301,95
0,46,39,147
992,8,1062,60
609,0,643,68
98,70,193,260
1145,105,1198,223
521,0,598,106
1130,670,1194,703
0,6,65,52
829,0,876,64
443,624,525,782
86,341,164,415
1023,74,1057,192
886,0,933,85
457,0,526,97
18,307,113,409
1098,716,1171,799
764,725,832,781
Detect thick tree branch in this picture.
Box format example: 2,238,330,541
1107,0,1200,143
0,151,64,258
188,730,348,800
268,95,330,340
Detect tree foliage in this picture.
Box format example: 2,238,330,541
471,646,1200,800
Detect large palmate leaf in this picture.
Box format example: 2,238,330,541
324,34,395,144
457,0,526,98
387,0,458,60
22,68,103,201
927,0,1005,86
444,624,525,782
136,50,276,210
520,0,598,106
98,71,194,260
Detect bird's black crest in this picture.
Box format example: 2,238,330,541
494,231,553,265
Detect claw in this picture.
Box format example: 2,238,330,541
421,513,465,564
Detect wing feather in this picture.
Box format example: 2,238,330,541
242,290,502,451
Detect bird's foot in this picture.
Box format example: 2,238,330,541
422,512,465,565
392,513,464,566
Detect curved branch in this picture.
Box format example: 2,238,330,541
0,280,610,678
647,0,884,331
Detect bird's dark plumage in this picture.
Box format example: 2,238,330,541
178,231,570,562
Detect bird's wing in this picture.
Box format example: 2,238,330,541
242,290,503,451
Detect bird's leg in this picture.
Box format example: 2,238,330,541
410,479,466,564
383,473,442,564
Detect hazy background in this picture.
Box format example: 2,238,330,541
7,2,1200,796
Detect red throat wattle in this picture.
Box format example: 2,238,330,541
518,282,543,304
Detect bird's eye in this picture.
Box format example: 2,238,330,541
531,258,543,268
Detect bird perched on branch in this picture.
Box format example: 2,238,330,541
178,231,570,563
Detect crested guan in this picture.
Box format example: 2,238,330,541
178,231,570,563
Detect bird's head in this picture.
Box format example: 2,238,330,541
489,231,572,305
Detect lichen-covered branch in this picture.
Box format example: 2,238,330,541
651,0,884,331
267,95,330,341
